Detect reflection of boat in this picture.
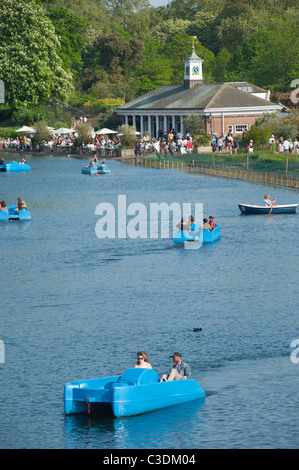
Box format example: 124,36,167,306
238,203,298,215
0,205,31,221
64,368,205,417
174,224,221,244
81,164,110,175
1,162,31,172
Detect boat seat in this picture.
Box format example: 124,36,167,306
117,368,160,386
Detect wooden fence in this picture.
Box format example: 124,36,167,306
132,157,299,189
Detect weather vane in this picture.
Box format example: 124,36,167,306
192,36,197,48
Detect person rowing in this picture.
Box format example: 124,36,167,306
264,194,277,207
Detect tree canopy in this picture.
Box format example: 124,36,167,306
0,0,298,120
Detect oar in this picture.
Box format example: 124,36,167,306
269,205,274,215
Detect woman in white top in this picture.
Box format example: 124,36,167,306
134,351,152,369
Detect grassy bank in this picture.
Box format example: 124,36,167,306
142,150,299,177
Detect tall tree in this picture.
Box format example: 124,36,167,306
0,0,73,111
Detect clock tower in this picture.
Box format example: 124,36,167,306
184,37,204,89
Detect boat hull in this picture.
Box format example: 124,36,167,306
0,205,31,221
3,162,31,172
64,368,205,417
81,164,110,175
238,203,298,214
173,224,221,244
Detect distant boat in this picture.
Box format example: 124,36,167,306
81,164,110,175
174,224,221,244
64,368,205,417
0,161,31,172
238,203,298,215
0,205,31,221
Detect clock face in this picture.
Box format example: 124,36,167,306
185,66,190,76
192,66,200,75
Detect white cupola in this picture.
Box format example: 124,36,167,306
184,37,204,89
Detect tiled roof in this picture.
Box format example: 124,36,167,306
117,83,280,112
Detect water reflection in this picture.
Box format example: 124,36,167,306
64,398,205,449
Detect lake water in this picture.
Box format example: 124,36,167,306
0,154,298,450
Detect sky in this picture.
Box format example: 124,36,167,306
150,0,169,6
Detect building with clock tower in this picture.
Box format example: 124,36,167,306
115,40,282,138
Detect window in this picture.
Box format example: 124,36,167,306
235,124,248,133
228,125,233,133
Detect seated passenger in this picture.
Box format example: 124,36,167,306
17,198,27,210
176,218,190,232
264,194,277,207
133,351,152,369
188,215,197,231
20,157,27,164
208,216,215,230
161,352,191,382
0,201,8,211
88,161,95,167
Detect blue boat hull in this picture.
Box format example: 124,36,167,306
174,224,221,244
64,368,205,417
0,205,31,221
81,164,110,175
3,162,31,172
238,203,298,214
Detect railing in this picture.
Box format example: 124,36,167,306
132,156,299,189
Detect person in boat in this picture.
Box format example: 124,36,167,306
20,157,27,164
264,194,277,207
87,161,95,167
0,157,4,165
134,351,152,369
161,352,191,382
176,218,190,232
208,216,215,230
17,198,27,211
0,201,8,212
188,215,196,231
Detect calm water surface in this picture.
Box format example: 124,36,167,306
0,154,298,449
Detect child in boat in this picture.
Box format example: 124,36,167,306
264,195,277,207
208,216,215,230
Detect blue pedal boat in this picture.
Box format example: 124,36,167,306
0,205,31,221
81,164,110,175
174,224,221,244
238,203,298,215
64,368,205,417
2,161,31,172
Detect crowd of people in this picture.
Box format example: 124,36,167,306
269,135,299,153
1,124,298,157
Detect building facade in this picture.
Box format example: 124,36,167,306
115,46,281,137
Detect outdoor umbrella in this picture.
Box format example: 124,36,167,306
54,128,76,134
15,126,36,133
94,128,118,135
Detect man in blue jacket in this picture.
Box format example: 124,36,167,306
161,352,191,381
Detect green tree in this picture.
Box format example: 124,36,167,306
228,11,299,89
0,0,73,111
132,39,173,95
45,6,86,73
